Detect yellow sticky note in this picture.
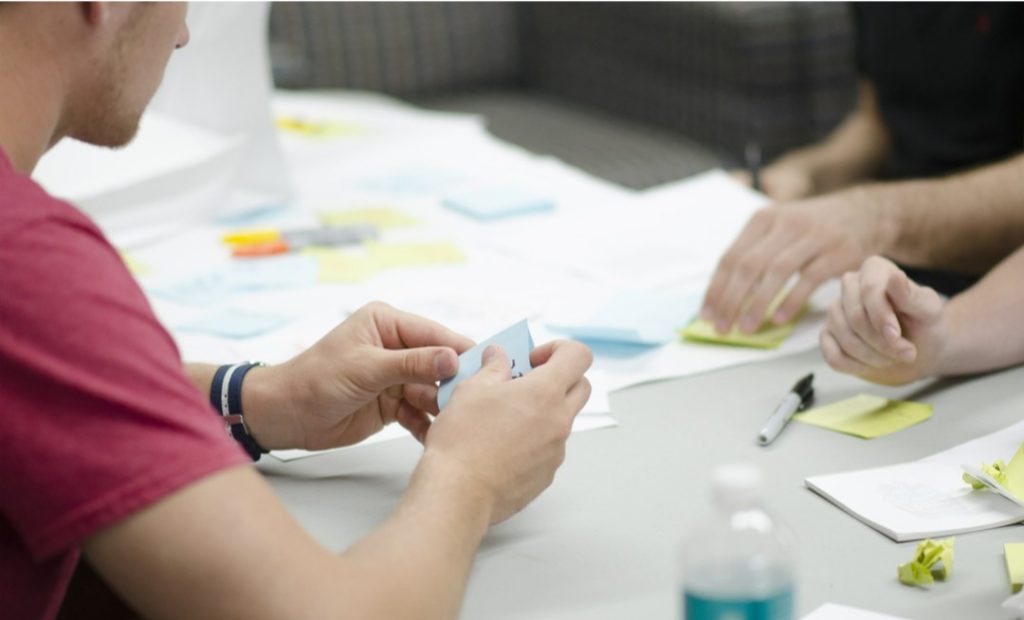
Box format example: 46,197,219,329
1007,543,1024,593
681,292,806,349
319,207,419,229
681,316,800,349
365,241,465,269
302,247,378,283
1003,444,1024,499
794,394,932,439
119,252,152,276
276,116,363,138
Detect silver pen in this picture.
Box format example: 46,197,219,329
758,373,814,446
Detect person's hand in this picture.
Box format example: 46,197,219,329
820,256,948,386
244,302,474,451
701,187,885,334
418,340,592,524
732,162,815,202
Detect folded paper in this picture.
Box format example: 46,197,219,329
897,538,954,588
794,394,933,439
963,442,1024,505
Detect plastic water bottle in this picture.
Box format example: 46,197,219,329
680,463,795,620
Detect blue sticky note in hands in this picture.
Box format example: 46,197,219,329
442,187,554,221
548,290,701,346
437,320,535,410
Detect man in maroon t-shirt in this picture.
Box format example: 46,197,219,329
0,4,592,619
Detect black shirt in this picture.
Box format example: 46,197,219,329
854,3,1024,180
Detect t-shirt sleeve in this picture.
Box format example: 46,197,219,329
0,214,249,561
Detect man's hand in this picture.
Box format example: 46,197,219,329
820,256,948,386
701,187,890,334
419,340,592,524
244,302,474,451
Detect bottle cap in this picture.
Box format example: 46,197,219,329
712,463,763,507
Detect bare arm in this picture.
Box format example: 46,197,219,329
822,250,1024,385
868,153,1024,273
87,339,592,619
770,79,891,197
937,246,1024,374
84,459,489,620
740,80,890,201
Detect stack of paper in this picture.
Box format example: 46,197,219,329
806,420,1024,541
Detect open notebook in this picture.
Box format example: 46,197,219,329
806,420,1024,542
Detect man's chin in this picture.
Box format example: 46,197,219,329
69,118,141,150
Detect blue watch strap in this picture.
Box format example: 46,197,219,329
210,362,269,461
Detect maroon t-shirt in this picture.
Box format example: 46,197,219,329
0,148,248,619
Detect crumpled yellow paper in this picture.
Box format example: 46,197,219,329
898,538,955,588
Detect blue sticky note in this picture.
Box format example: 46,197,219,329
148,255,318,306
442,187,554,221
437,319,535,410
548,290,701,346
177,309,293,339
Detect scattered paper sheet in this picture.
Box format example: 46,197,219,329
442,186,554,220
805,419,1024,541
176,309,293,339
319,206,419,229
547,290,700,346
437,319,535,410
897,537,954,588
794,394,933,439
801,603,909,620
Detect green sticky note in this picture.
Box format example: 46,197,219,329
794,394,932,439
365,241,465,269
1006,543,1024,593
319,206,419,229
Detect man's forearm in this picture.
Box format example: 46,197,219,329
866,154,1024,273
331,453,492,619
936,246,1024,376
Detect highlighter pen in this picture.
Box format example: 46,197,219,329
745,141,762,193
758,372,814,446
227,224,379,258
